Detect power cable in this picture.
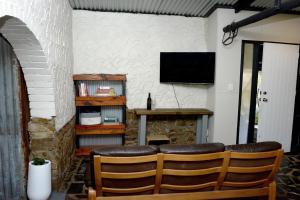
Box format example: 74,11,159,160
172,84,180,109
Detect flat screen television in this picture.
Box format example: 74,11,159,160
160,52,215,84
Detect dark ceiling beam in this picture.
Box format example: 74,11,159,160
233,0,256,13
223,0,300,33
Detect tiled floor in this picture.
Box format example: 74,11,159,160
61,154,300,200
276,154,300,200
60,157,87,200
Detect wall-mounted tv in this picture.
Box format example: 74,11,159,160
160,52,215,84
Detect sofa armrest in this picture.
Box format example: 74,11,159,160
88,187,96,200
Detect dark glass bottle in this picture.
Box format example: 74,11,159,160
147,93,152,110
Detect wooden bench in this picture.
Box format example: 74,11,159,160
88,149,283,200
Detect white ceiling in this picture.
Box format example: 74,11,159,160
68,0,300,17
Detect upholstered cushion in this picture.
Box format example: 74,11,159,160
92,145,158,156
225,141,281,152
159,143,225,154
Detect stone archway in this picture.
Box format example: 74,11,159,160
0,16,56,199
0,14,76,194
0,16,56,119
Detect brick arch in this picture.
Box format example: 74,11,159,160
0,15,56,119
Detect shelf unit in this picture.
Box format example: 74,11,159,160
73,74,126,156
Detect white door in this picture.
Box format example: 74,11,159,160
257,43,299,152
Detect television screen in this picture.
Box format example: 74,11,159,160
160,52,215,84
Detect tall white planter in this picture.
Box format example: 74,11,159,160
27,160,51,200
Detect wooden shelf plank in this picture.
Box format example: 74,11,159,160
75,124,125,135
135,108,213,116
75,96,126,106
76,129,125,135
75,147,91,156
76,124,125,130
76,126,125,135
73,74,126,81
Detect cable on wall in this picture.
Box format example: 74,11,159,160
172,84,180,109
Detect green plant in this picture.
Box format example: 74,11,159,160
32,158,48,165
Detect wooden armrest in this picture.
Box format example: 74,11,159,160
88,187,97,200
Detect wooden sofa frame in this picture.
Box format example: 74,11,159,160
88,149,283,200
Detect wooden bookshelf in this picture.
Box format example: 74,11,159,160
74,74,126,156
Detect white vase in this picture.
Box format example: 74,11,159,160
27,160,51,200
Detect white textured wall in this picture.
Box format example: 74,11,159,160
73,11,208,109
0,0,74,130
208,9,300,145
205,10,218,143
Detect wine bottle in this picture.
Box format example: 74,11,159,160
147,93,152,110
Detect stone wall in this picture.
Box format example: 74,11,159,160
125,110,197,146
28,117,75,190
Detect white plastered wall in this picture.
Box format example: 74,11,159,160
73,11,209,109
207,8,300,144
0,0,75,130
205,10,218,142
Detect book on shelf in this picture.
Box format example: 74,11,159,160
95,93,111,97
102,122,121,125
103,117,118,122
103,117,119,125
96,86,116,96
79,82,88,96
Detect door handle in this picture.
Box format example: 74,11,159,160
263,98,268,102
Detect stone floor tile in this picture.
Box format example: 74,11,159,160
67,183,85,194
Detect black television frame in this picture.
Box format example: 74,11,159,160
160,52,215,84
